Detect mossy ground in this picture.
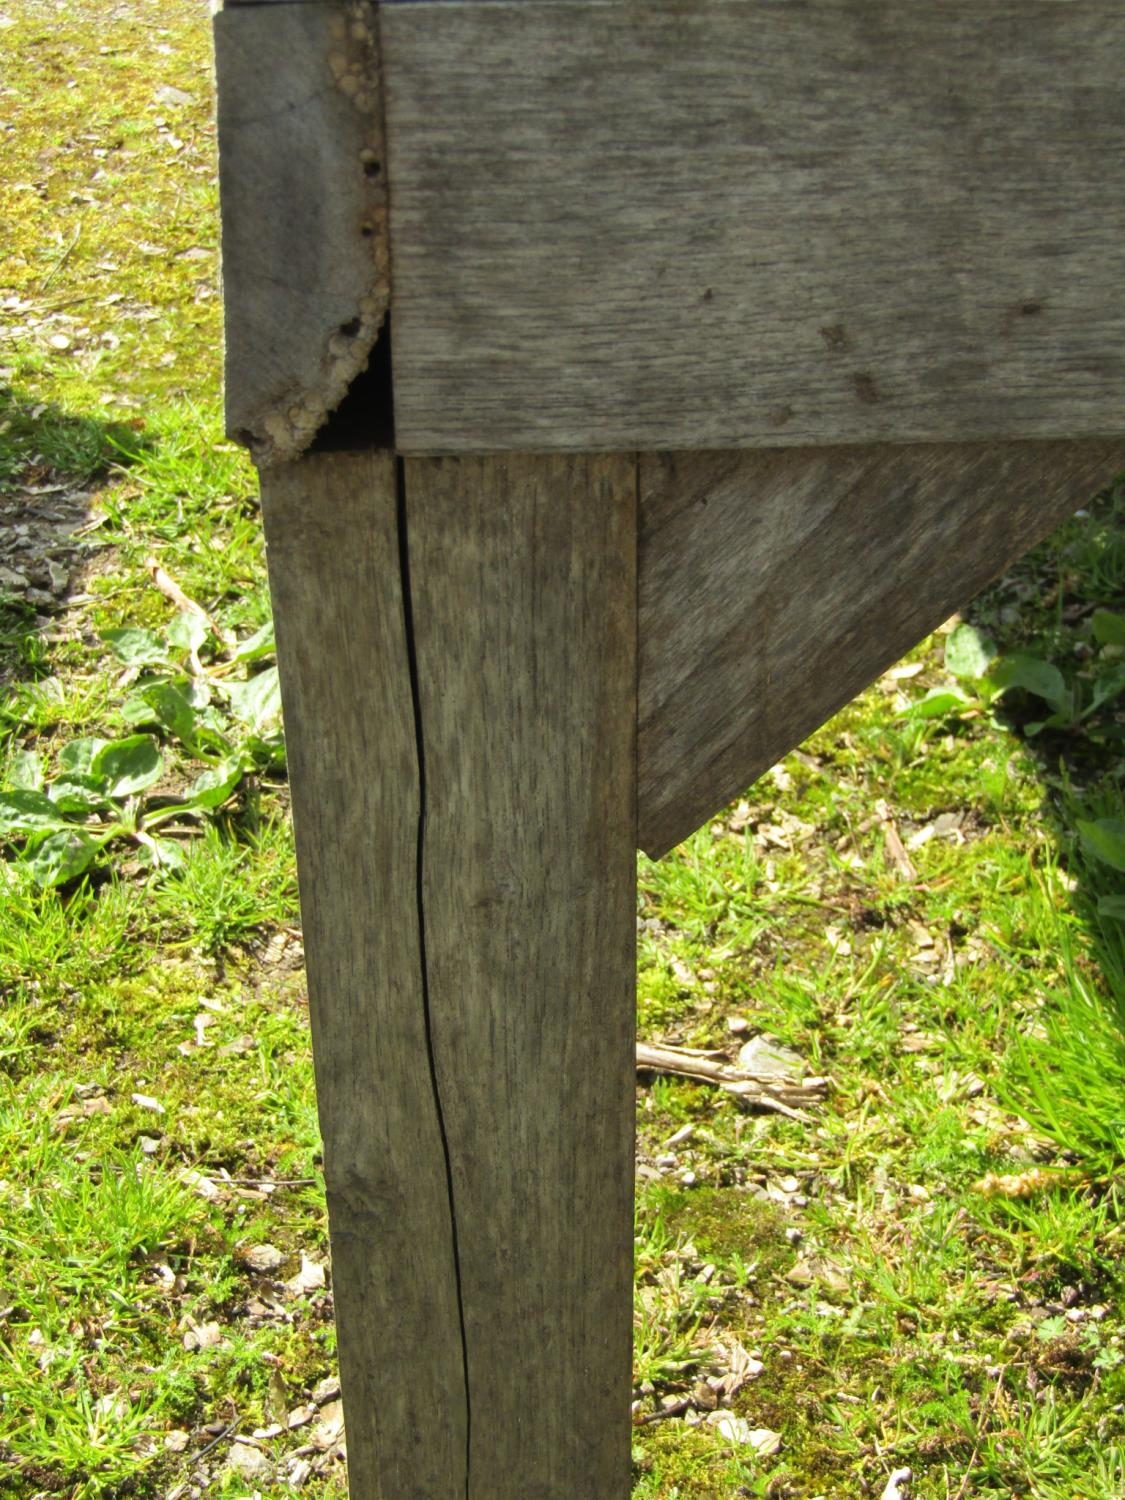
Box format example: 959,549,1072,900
2,4,1125,1497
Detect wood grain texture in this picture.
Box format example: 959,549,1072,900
381,0,1125,455
637,440,1125,857
404,453,637,1497
214,2,387,466
260,453,468,1498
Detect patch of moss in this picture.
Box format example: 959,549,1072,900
645,1185,789,1272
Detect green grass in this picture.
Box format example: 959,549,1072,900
2,2,1125,1496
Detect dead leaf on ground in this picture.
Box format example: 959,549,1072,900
882,1467,914,1499
875,798,917,882
786,1254,849,1295
286,1253,327,1297
226,1441,272,1480
182,1320,223,1351
706,1412,782,1454
736,1034,805,1080
54,1095,112,1128
707,1337,765,1402
310,1398,345,1452
266,1366,289,1425
180,1168,224,1202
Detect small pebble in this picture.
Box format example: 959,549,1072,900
243,1244,284,1273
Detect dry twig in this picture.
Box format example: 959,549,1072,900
635,1040,825,1118
875,797,917,882
144,556,237,652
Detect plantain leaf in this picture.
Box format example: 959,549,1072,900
944,623,996,681
186,758,244,810
1078,818,1125,874
58,738,110,777
903,687,971,721
23,829,98,887
0,789,72,836
989,655,1070,717
231,618,276,663
141,681,198,744
1092,609,1125,648
7,749,44,792
167,610,209,655
90,736,163,798
101,627,170,667
48,775,112,816
136,836,187,873
224,667,282,736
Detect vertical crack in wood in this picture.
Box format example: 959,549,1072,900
395,457,472,1497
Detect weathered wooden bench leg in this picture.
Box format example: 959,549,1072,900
261,451,637,1499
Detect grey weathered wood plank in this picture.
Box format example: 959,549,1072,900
260,453,468,1498
637,440,1125,858
381,0,1125,455
214,3,388,466
403,453,637,1497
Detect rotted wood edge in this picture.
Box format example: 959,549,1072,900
213,1,389,467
